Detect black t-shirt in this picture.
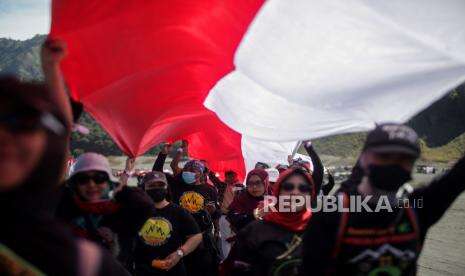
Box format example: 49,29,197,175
134,203,200,275
167,175,218,231
169,176,217,213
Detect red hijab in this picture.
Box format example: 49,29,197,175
227,168,269,214
263,168,314,232
74,196,121,215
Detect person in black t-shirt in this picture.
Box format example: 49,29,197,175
135,171,202,276
301,123,465,276
152,153,220,276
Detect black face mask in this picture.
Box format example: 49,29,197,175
368,164,412,192
147,188,167,202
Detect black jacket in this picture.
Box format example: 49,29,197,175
301,155,465,275
226,220,303,276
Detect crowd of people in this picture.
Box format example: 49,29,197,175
1,39,465,276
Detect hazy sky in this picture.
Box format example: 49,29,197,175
0,0,50,40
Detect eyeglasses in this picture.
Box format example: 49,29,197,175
73,172,109,186
281,182,312,193
248,180,263,187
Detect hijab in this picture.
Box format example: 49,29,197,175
227,168,269,214
263,168,314,232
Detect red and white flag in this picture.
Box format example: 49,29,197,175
50,0,465,179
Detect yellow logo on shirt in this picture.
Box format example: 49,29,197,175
179,191,205,213
139,217,172,246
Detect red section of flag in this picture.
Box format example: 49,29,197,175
50,0,264,179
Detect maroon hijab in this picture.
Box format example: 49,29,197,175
227,169,269,214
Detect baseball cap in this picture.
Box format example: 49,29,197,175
142,171,168,190
363,123,420,158
68,152,118,182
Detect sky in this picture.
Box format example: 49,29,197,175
0,0,50,40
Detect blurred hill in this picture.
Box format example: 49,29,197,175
1,35,464,161
0,35,45,80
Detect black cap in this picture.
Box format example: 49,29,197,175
363,123,420,158
142,171,168,190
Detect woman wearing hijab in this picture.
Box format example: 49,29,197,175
224,168,315,276
226,169,269,233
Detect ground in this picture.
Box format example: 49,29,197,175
419,192,465,275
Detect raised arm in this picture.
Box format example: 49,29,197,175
303,141,324,193
152,143,170,172
208,170,226,190
322,171,335,195
41,39,73,129
170,140,188,176
117,157,135,191
170,149,183,176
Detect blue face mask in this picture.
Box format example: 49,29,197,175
182,171,197,184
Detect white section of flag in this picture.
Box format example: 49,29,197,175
204,0,465,172
241,136,298,173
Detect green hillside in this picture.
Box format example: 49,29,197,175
0,35,45,80
311,84,465,162
1,35,464,161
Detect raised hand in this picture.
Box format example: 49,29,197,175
161,142,172,155
40,38,73,127
303,140,312,148
41,39,67,72
181,140,189,155
125,157,136,172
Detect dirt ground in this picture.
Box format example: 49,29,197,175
418,192,465,275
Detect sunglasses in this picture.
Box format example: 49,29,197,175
73,172,109,186
0,108,64,135
281,182,312,193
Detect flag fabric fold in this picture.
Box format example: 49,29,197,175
205,0,465,142
51,0,465,179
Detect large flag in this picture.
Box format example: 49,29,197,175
205,0,465,142
51,0,465,178
50,0,266,178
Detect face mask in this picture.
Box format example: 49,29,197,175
147,188,167,202
182,171,197,184
368,164,412,192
